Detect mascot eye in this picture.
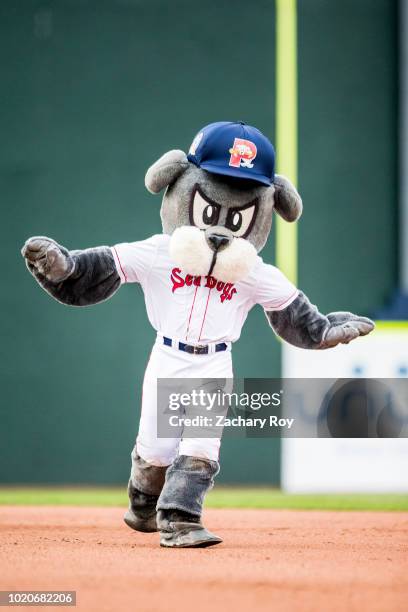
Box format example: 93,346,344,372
203,204,217,225
191,189,221,229
226,202,257,237
231,212,242,229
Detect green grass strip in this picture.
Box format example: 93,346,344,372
0,487,407,511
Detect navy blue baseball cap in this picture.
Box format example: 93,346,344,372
187,121,275,186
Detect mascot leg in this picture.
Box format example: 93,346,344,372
156,455,222,548
124,448,167,533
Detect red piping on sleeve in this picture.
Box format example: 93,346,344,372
113,246,128,283
272,289,299,311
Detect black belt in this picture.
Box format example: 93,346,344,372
163,336,228,355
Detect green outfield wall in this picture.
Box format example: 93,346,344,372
298,0,398,314
0,0,397,484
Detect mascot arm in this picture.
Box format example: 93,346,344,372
265,291,374,349
21,236,120,307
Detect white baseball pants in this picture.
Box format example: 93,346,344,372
136,337,233,465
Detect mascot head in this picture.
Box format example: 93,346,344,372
145,121,302,283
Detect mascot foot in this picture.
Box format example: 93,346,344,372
124,480,158,533
157,510,222,548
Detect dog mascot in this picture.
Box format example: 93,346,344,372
22,121,374,547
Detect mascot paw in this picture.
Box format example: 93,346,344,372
321,313,374,348
22,236,74,283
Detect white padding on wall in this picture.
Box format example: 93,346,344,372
281,326,408,492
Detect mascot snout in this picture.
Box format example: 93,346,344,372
169,225,257,283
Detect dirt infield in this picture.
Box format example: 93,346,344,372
0,507,407,612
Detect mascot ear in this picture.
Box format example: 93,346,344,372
145,150,189,194
273,174,303,222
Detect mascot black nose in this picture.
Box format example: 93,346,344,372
208,233,230,252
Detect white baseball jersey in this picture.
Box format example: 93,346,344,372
111,234,298,346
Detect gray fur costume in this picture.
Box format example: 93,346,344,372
22,126,374,548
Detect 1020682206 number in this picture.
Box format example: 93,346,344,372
0,591,76,606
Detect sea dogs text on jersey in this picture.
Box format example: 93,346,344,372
170,267,237,303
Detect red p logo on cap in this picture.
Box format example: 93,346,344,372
228,138,257,169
